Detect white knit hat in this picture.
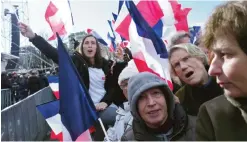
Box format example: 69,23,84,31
118,60,139,85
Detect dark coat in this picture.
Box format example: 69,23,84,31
28,75,41,94
196,95,247,141
1,76,11,89
175,77,223,116
39,75,49,89
107,61,128,106
29,34,126,106
121,104,196,141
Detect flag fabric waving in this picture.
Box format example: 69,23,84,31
108,20,116,39
114,0,164,41
45,0,73,40
107,32,116,52
115,0,191,45
112,12,118,21
37,100,62,136
57,33,98,141
87,29,108,46
190,26,201,43
125,0,173,90
48,76,59,99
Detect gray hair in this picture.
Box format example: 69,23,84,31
169,31,191,47
168,43,209,66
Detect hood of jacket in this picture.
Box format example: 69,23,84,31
132,104,192,141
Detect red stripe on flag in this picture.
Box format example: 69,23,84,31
169,0,191,32
115,15,132,40
116,1,164,41
133,52,173,90
45,1,58,17
50,131,63,141
137,1,164,27
89,126,96,133
45,1,67,40
53,91,60,99
109,43,115,52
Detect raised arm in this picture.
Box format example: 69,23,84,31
19,22,59,64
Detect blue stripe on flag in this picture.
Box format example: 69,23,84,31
37,100,60,119
153,20,163,38
107,32,117,50
118,0,124,14
112,13,118,21
190,26,201,43
108,20,116,39
57,33,98,140
92,31,108,46
125,0,168,58
48,76,59,83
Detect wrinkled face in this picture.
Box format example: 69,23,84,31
177,37,191,44
170,49,208,86
137,88,167,128
120,79,129,99
82,36,97,59
208,35,247,98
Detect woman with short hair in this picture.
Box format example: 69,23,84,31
196,1,247,140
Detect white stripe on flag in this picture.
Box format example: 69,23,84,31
62,124,72,141
158,0,178,44
46,113,62,135
129,21,165,78
49,83,59,92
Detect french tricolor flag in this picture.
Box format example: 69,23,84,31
115,0,191,44
57,33,98,141
46,75,96,141
44,0,73,41
48,76,59,99
114,0,164,41
120,0,173,89
37,100,63,141
86,29,108,46
107,32,116,52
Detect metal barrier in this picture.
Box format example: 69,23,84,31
1,89,13,110
1,87,56,141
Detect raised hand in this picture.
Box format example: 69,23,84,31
18,22,36,39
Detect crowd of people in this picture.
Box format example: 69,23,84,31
16,1,247,141
1,69,54,102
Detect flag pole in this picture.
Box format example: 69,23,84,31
98,118,110,142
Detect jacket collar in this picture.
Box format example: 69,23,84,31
225,95,247,124
133,104,188,141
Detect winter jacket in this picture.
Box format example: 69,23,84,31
39,75,49,89
121,104,196,141
196,95,247,140
104,102,133,141
29,34,123,106
28,75,41,95
107,60,128,106
175,76,223,116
